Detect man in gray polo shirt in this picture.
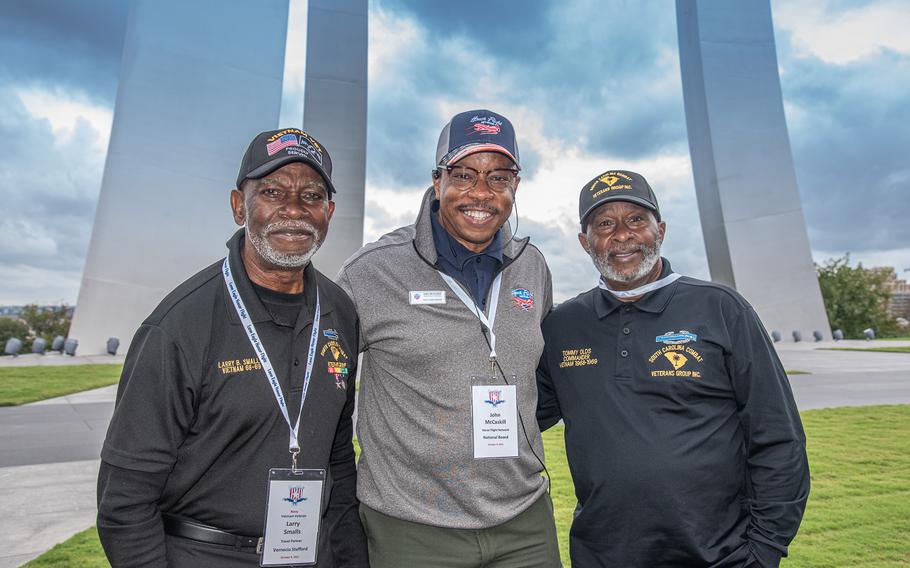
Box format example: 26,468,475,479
337,109,560,567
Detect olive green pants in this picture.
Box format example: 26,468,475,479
359,493,562,568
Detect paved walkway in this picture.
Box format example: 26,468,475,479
0,342,908,566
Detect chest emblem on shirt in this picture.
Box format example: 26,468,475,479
216,357,262,375
511,288,534,311
320,339,348,362
323,329,339,340
560,347,599,369
655,330,698,345
321,339,349,389
647,344,704,378
328,361,348,389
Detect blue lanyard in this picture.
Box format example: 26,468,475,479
222,258,320,464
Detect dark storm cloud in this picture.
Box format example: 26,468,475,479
0,87,105,275
776,31,910,255
0,0,128,103
367,1,687,191
378,0,551,61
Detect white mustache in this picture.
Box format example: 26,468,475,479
265,221,318,236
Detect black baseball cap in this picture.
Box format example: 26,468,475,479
579,169,661,230
236,128,335,197
435,109,520,170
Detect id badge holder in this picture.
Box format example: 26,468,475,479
470,375,519,459
260,468,326,567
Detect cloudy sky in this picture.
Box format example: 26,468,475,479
1,0,908,305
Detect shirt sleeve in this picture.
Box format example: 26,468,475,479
97,323,197,565
536,318,563,431
97,462,169,567
727,306,810,567
334,269,367,353
101,324,198,473
323,328,369,566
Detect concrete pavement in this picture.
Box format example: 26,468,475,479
0,342,908,566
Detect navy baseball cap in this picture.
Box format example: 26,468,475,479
236,128,335,197
579,169,661,230
435,109,520,170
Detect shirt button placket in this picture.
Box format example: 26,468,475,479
617,306,634,378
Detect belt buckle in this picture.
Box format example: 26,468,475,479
256,537,263,555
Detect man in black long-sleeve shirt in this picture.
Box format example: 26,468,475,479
537,170,809,567
97,129,368,567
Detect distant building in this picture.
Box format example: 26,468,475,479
0,305,74,320
885,271,910,319
0,306,23,318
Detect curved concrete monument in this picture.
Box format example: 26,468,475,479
71,0,824,353
676,0,831,338
69,0,368,354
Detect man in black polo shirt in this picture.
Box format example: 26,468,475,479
97,129,368,567
537,170,809,567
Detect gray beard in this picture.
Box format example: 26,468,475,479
246,219,323,269
590,236,663,284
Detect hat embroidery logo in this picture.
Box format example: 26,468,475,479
266,132,299,156
589,171,634,198
469,115,503,135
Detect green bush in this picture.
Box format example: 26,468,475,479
0,317,29,353
816,255,900,338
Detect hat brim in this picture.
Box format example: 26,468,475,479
443,144,520,170
580,195,660,229
240,155,336,196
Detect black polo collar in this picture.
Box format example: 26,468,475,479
223,229,330,326
593,257,679,319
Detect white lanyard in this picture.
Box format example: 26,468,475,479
222,257,320,467
598,272,681,298
438,272,502,362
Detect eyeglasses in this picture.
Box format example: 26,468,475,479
441,165,519,192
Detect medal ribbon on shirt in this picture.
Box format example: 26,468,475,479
598,272,681,299
438,272,502,369
222,257,320,469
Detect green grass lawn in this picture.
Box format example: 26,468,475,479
0,364,122,406
786,369,811,375
822,346,910,354
26,406,910,567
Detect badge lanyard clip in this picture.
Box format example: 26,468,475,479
439,272,502,379
223,257,321,467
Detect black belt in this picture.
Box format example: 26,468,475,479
162,513,262,553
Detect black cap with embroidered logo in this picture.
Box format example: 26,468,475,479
435,109,520,170
579,169,660,230
236,128,335,197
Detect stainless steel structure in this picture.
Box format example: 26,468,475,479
676,0,831,337
69,0,291,354
71,0,369,355
305,0,368,278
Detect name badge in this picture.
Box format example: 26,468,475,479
409,290,446,305
471,384,518,459
261,468,325,567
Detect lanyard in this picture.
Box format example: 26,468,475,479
598,272,681,298
222,257,320,468
438,272,502,364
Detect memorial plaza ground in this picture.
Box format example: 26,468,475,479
1,340,909,567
